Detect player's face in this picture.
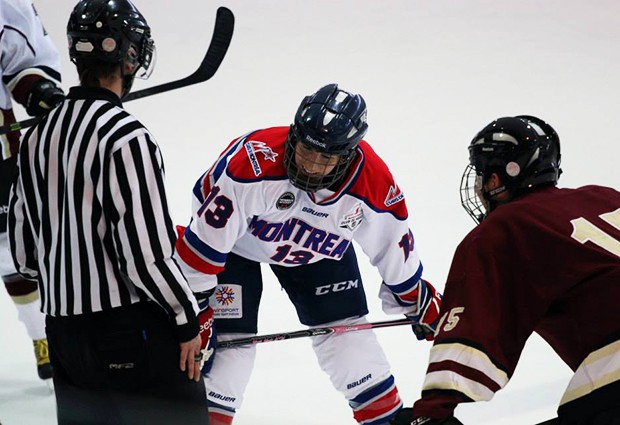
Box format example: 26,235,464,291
475,173,491,213
294,142,341,177
477,172,508,212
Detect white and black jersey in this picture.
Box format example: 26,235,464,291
8,86,208,341
0,0,62,160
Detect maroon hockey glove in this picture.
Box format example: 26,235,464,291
197,305,217,376
390,408,463,425
26,79,65,116
406,279,442,341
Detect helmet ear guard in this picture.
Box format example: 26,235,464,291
461,115,562,223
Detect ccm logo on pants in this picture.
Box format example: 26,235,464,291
315,279,359,296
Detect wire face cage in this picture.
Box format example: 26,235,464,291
460,164,487,224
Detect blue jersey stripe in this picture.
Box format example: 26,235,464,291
185,227,228,265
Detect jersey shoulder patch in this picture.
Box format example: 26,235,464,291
226,126,289,182
349,141,408,220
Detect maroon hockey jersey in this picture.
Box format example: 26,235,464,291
413,185,620,422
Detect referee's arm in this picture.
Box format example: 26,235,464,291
109,131,201,342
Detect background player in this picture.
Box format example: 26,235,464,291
0,0,64,381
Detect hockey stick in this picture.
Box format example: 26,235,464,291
123,6,233,101
217,318,413,349
0,6,235,136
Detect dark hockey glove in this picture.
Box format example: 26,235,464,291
391,408,463,425
26,79,65,116
405,279,442,341
195,289,217,376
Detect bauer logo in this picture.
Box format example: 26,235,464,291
208,391,236,403
347,373,372,390
210,284,242,319
276,192,295,210
301,206,328,218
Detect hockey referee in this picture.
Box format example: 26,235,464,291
8,0,211,423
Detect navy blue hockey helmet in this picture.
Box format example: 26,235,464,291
67,0,155,83
461,115,562,223
284,84,368,192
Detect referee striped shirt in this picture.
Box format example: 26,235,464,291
8,86,206,341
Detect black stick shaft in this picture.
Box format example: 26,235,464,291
535,419,558,425
217,319,413,349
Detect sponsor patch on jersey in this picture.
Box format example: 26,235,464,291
339,206,363,231
244,140,278,176
210,284,242,319
276,192,295,210
384,185,404,207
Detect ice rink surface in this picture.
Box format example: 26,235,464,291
2,1,620,424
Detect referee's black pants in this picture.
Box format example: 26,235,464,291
46,301,209,425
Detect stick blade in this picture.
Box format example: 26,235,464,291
196,7,235,82
123,6,235,101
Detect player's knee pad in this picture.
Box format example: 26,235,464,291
310,316,393,398
204,333,257,410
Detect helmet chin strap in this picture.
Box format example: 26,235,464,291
487,184,507,198
121,74,135,98
482,184,512,214
119,60,136,98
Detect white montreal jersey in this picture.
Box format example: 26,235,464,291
178,126,424,314
0,0,61,110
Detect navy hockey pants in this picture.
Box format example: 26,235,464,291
214,244,369,333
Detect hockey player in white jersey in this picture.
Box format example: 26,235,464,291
0,0,64,381
176,83,442,425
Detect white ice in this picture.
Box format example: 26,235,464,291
2,1,620,424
